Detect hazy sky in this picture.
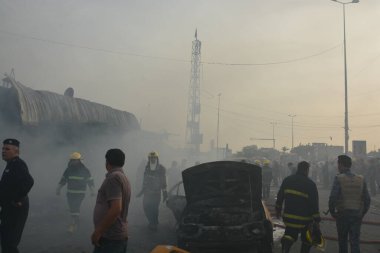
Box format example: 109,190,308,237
1,0,380,153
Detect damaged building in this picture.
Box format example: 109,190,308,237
0,75,140,141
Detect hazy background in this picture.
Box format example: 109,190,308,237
1,0,380,152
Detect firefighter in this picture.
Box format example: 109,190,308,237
329,155,371,253
262,160,273,199
56,152,95,233
276,161,321,253
136,151,167,231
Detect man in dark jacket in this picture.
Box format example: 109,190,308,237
329,155,371,253
136,151,167,231
276,161,320,253
1,138,34,253
56,152,94,232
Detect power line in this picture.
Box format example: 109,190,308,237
0,29,342,66
201,44,342,66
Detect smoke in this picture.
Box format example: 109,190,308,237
0,120,186,252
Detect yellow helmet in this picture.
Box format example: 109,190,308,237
70,152,82,160
263,160,270,166
148,151,159,158
306,224,326,250
254,160,261,166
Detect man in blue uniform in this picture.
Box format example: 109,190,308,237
0,138,34,253
57,152,95,232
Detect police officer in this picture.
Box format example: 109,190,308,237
0,138,34,253
136,151,167,231
276,161,320,253
329,155,371,253
56,152,94,233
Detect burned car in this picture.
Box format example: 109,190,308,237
166,161,273,253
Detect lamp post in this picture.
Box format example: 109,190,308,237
331,0,359,154
288,114,296,149
216,93,221,159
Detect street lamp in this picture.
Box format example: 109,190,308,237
216,93,221,159
331,0,359,154
288,114,296,149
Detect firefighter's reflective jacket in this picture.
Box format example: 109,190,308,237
142,164,167,195
59,161,94,194
276,172,321,229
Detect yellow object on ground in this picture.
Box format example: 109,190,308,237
150,245,189,253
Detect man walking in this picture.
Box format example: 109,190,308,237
0,139,34,253
56,152,95,232
329,155,371,253
136,151,167,231
276,161,320,253
92,149,131,253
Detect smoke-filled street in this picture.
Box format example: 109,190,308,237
14,180,380,253
1,1,380,253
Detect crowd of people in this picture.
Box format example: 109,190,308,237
0,137,377,253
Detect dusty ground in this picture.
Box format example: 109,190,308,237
18,184,380,253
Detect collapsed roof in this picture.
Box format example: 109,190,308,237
0,75,140,131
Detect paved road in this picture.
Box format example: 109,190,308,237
269,184,380,253
18,183,380,253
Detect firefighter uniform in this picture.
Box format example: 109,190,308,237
276,170,320,253
137,152,167,231
57,153,94,232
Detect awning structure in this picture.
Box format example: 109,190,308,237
0,75,140,131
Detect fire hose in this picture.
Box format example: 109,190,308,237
268,206,380,244
273,223,380,244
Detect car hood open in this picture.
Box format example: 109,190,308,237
182,161,262,207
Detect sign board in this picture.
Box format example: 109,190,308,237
352,140,367,158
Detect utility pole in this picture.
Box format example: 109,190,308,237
270,121,277,149
216,93,221,159
288,114,296,149
330,0,359,154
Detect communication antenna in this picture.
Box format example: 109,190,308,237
185,29,203,155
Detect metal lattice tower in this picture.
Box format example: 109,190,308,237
185,30,202,154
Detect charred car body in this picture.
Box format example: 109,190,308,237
167,161,273,253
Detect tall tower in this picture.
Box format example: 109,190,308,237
186,30,202,155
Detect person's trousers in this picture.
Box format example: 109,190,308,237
67,193,85,218
93,237,127,253
281,226,311,253
336,215,362,253
143,192,161,225
0,200,29,253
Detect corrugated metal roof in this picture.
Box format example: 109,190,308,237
4,76,140,131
